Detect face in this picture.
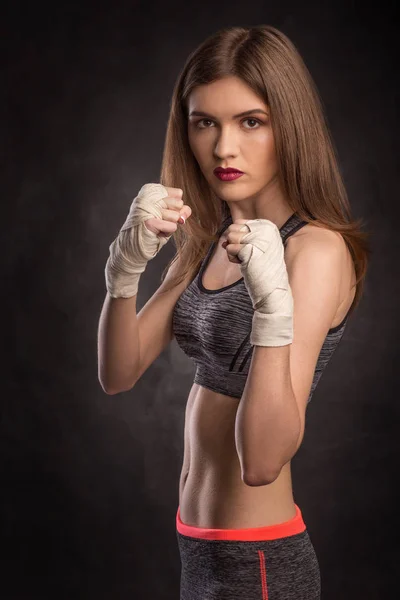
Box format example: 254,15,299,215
187,76,279,207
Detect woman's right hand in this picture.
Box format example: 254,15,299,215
144,186,192,237
105,183,191,299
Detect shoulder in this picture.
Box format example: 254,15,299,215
284,222,347,269
283,222,348,310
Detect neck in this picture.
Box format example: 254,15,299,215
224,177,294,229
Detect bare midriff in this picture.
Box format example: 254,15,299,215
179,383,297,529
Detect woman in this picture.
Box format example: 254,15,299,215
99,25,370,600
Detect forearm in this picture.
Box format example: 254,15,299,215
235,344,301,485
97,293,140,394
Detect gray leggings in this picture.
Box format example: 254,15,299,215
176,504,321,600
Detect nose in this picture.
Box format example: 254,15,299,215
213,126,239,160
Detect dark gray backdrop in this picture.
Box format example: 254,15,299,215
2,1,398,598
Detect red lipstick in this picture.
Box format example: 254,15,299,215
214,167,244,181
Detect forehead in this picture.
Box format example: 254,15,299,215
187,76,267,113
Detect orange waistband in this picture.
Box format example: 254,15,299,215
176,504,306,541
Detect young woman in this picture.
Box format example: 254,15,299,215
98,24,370,600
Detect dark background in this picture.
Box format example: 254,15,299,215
2,1,398,598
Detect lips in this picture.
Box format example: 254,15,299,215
214,171,244,181
214,167,244,174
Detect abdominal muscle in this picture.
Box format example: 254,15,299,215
179,382,297,529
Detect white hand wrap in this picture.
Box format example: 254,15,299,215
237,219,293,347
105,183,172,298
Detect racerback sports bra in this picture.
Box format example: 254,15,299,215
172,212,350,403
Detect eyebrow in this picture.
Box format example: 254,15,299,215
188,108,269,119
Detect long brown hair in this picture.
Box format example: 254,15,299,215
159,25,371,317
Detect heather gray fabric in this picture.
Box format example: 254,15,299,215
176,527,321,599
172,212,349,401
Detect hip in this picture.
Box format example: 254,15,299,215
176,502,321,600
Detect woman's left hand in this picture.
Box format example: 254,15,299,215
222,218,293,347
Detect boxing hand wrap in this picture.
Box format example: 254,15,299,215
237,219,293,347
105,183,172,298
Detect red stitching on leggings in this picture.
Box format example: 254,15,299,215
258,550,269,599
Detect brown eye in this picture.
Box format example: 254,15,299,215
193,117,263,129
196,119,214,128
243,118,261,129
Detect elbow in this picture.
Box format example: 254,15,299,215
241,447,299,486
102,387,120,395
99,381,120,395
98,367,137,395
99,378,132,395
242,468,281,487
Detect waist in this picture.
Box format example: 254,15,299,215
180,461,295,530
176,502,305,541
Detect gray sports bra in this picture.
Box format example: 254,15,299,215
172,212,350,402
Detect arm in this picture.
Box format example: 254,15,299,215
98,252,193,394
235,344,300,485
98,185,192,394
235,230,343,485
97,293,140,394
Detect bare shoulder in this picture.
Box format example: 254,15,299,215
285,221,347,256
284,222,355,298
